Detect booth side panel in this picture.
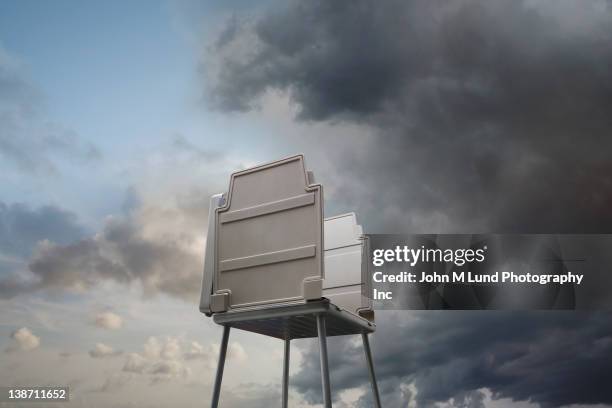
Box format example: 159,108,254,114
199,194,225,315
214,155,324,310
323,213,372,318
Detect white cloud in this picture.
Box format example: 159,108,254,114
183,340,218,369
183,339,247,366
89,342,121,358
6,327,40,352
184,340,211,359
94,311,123,330
123,352,148,374
143,336,162,359
228,342,247,363
160,336,182,360
150,359,191,381
97,373,131,393
124,337,186,377
118,335,247,385
143,336,183,360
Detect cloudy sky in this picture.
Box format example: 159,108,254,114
1,0,612,407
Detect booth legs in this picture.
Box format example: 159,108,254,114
211,325,230,408
316,314,333,408
210,320,379,408
282,339,290,408
361,333,382,408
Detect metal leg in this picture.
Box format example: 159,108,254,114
361,333,382,408
316,314,332,408
282,339,290,408
211,325,230,408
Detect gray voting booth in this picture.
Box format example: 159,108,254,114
199,155,381,407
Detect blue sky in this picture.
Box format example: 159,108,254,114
0,0,283,226
1,1,189,146
1,1,186,218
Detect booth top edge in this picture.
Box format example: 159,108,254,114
228,154,310,178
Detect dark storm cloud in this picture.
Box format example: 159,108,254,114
19,215,202,300
0,48,101,174
0,193,209,300
0,202,87,258
208,0,612,233
292,311,612,407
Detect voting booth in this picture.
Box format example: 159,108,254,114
199,155,381,408
323,213,373,320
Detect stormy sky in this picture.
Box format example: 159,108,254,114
1,1,612,407
208,0,612,234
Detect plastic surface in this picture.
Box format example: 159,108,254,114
199,156,374,325
213,299,374,340
213,155,324,310
323,213,373,318
199,193,225,315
